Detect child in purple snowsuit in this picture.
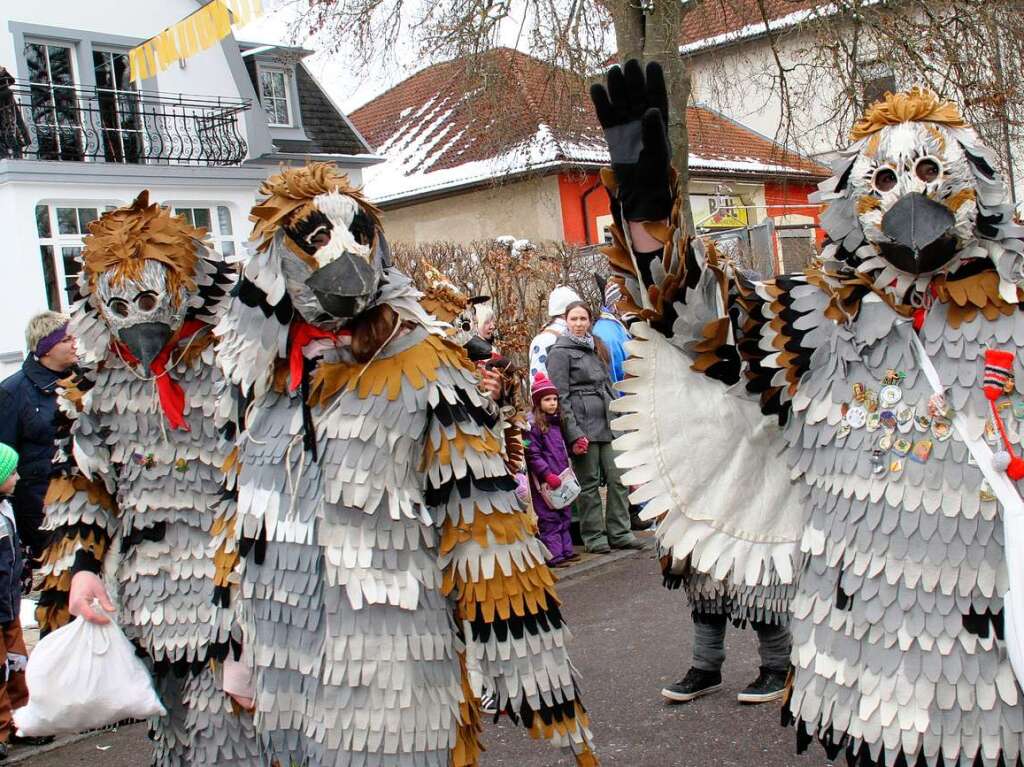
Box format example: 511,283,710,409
526,372,577,566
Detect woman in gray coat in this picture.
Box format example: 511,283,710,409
546,301,642,553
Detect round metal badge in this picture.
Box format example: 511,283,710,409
845,405,868,429
879,384,903,408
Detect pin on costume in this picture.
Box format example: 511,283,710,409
593,59,1024,766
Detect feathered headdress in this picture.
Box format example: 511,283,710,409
417,259,469,323
82,191,204,300
71,193,231,367
851,87,967,140
249,163,382,252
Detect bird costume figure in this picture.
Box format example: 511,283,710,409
215,163,596,766
592,60,1024,766
34,193,259,766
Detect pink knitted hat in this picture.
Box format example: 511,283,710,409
531,372,558,405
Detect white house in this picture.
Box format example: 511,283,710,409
680,0,1024,205
0,0,380,374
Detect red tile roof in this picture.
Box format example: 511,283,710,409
350,47,827,204
679,0,821,51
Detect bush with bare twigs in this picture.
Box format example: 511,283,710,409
392,237,606,377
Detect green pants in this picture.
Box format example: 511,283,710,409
571,440,634,550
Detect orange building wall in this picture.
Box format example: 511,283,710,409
764,180,824,244
558,172,610,245
558,173,824,248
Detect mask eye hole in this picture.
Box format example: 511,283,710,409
135,292,158,312
915,158,941,183
306,226,332,250
349,209,375,248
873,167,898,193
107,298,130,317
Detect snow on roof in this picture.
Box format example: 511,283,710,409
350,47,827,205
678,0,825,54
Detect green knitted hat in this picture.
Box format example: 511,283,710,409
0,443,18,486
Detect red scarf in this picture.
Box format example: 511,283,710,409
112,319,206,432
288,320,350,392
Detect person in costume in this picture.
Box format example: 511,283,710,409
35,193,259,767
215,163,597,767
529,285,581,379
0,312,78,556
416,263,524,719
592,59,1024,766
526,372,578,567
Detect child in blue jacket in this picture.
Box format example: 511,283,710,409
0,443,28,759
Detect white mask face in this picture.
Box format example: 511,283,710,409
96,260,185,337
849,122,979,275
279,190,386,325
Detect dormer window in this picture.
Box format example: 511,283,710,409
258,66,293,127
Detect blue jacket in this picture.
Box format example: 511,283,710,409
592,311,630,386
0,356,70,553
0,356,65,482
0,499,22,625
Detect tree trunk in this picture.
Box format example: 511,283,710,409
611,2,645,63
604,0,695,234
643,2,694,235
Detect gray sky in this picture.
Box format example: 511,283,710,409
234,0,537,113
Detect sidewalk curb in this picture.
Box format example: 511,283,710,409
555,547,650,583
8,722,145,764
9,730,109,764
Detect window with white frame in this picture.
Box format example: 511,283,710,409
258,66,293,126
173,205,239,256
25,41,84,161
92,49,142,163
35,203,115,310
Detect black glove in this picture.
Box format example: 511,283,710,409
590,60,674,222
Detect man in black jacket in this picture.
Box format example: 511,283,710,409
0,312,77,556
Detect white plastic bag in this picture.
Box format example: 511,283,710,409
14,611,166,736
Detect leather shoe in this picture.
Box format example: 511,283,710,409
10,734,55,747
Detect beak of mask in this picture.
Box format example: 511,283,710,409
879,192,958,275
118,322,172,372
305,252,380,320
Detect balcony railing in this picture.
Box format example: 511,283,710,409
0,81,250,166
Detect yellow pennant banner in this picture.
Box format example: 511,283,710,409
129,0,263,82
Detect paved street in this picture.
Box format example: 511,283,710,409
15,552,814,766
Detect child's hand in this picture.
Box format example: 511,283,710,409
572,437,589,455
69,571,115,624
545,473,562,489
